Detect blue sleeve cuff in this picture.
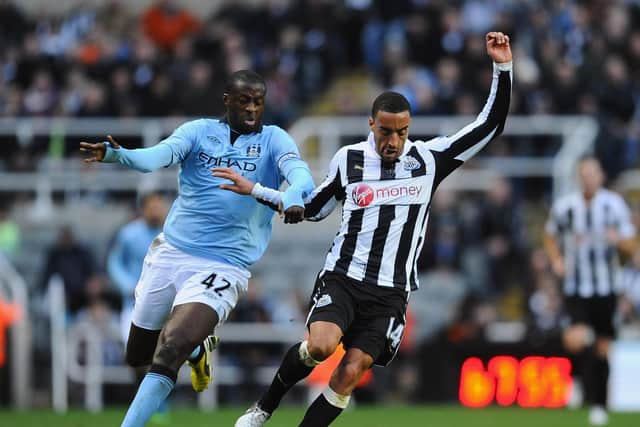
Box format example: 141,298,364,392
102,142,120,163
281,187,304,210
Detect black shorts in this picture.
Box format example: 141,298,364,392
564,295,617,338
306,272,408,367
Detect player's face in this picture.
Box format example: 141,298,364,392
578,158,604,197
142,195,168,228
223,81,266,133
369,110,411,165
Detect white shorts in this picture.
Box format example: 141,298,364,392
131,233,250,331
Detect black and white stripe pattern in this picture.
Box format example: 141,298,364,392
546,189,636,297
300,62,512,292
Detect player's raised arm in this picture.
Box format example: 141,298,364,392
424,31,512,181
79,120,197,173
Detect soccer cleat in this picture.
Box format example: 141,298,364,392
234,403,271,427
187,335,218,392
588,406,609,426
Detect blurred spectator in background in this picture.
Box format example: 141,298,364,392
107,192,167,343
477,175,526,295
39,226,96,314
142,0,200,51
0,199,19,262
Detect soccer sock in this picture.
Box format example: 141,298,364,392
259,341,318,413
298,388,350,427
593,356,610,407
120,364,176,427
188,343,204,363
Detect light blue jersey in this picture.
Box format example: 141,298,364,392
107,218,161,299
102,119,314,269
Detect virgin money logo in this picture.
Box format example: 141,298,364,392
352,184,374,207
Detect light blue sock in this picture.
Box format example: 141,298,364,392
121,373,175,427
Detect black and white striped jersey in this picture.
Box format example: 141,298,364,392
545,189,636,298
301,62,512,292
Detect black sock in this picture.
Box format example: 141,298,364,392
259,342,314,413
593,356,609,407
298,394,343,427
188,344,204,363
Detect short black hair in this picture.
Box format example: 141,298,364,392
371,91,411,118
225,70,266,93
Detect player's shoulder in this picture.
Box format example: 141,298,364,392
552,192,579,210
332,140,368,163
600,188,629,206
261,124,293,140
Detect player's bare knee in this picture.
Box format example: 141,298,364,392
154,331,198,367
307,337,337,361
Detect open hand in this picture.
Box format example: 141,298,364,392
486,32,512,63
79,135,120,163
212,167,255,195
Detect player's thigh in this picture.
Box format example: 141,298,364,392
131,265,176,331
131,236,178,331
172,264,248,328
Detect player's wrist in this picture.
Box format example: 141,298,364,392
102,142,121,162
493,61,512,71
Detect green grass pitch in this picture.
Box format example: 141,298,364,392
1,406,639,427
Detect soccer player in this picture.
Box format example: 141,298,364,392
544,156,636,426
79,70,314,427
216,32,512,427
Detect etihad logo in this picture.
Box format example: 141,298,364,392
351,183,423,207
198,151,257,171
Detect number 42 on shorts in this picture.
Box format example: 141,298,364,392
201,273,232,296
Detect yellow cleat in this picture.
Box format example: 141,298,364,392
187,335,218,392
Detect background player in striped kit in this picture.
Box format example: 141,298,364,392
216,31,512,427
544,155,636,425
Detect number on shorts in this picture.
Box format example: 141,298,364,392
387,320,405,349
201,273,232,296
201,273,217,288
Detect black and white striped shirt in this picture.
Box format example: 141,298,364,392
300,62,513,292
545,189,636,297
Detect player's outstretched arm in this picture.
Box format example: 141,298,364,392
80,135,175,173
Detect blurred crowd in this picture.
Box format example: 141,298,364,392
3,0,640,404
0,0,640,173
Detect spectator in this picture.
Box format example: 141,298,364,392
142,0,200,51
39,226,96,314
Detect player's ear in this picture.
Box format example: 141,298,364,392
223,93,230,106
368,116,375,131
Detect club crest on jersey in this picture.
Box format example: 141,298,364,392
403,156,421,171
316,294,332,308
352,184,374,207
246,144,262,158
